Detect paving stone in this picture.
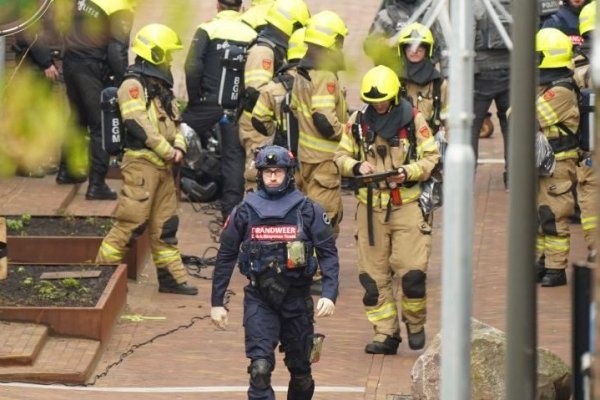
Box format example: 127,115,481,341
0,337,101,384
0,322,47,366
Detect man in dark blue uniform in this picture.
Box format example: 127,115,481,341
210,145,339,400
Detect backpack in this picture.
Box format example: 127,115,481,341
100,86,124,156
218,42,249,109
550,78,594,152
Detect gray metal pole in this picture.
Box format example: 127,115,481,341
0,36,5,87
505,0,538,398
440,0,475,398
592,1,600,395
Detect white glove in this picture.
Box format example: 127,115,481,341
316,298,335,318
211,306,228,330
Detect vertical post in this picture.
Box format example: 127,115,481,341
440,0,475,398
0,36,5,89
591,0,600,397
505,0,538,398
572,262,593,400
0,217,7,280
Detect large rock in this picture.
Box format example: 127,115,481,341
411,319,571,399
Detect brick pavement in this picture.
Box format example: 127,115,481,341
0,1,588,398
0,128,586,400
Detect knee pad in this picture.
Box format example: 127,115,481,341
538,205,558,236
402,270,426,298
160,215,179,245
289,372,314,393
359,273,379,306
248,359,272,390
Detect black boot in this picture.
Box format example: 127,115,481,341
157,268,198,295
407,328,426,350
86,182,117,200
180,177,217,202
56,162,87,184
541,268,567,287
536,256,547,283
365,335,401,355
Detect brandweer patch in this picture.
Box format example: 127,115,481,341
251,225,298,240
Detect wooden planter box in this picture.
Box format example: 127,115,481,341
6,216,149,280
0,263,127,343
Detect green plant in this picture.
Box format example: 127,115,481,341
35,280,59,300
62,277,81,289
16,266,26,274
6,214,32,235
6,218,24,233
21,277,33,286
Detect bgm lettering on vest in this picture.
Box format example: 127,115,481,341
251,225,298,240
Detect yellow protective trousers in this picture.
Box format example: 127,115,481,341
356,201,431,342
576,163,598,252
96,157,187,283
537,158,578,269
297,160,343,236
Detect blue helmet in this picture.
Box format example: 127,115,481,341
255,145,296,195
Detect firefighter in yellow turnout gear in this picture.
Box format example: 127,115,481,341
334,66,440,353
291,10,349,235
397,23,448,135
239,0,310,191
535,28,580,287
251,28,308,154
96,24,198,295
241,0,275,33
573,2,597,263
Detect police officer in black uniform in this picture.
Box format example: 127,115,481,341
472,0,512,188
210,145,339,400
182,0,257,219
542,0,588,47
60,0,134,200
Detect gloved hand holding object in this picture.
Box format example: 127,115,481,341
211,306,228,329
316,298,334,317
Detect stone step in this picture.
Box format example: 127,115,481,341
0,321,48,366
0,336,101,384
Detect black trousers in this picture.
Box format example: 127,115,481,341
471,69,511,170
62,56,110,184
183,104,245,218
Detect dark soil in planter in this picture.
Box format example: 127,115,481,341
0,264,115,307
5,216,114,237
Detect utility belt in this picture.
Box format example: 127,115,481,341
548,134,579,154
198,95,240,121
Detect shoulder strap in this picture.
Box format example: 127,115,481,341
546,79,580,137
408,109,418,161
